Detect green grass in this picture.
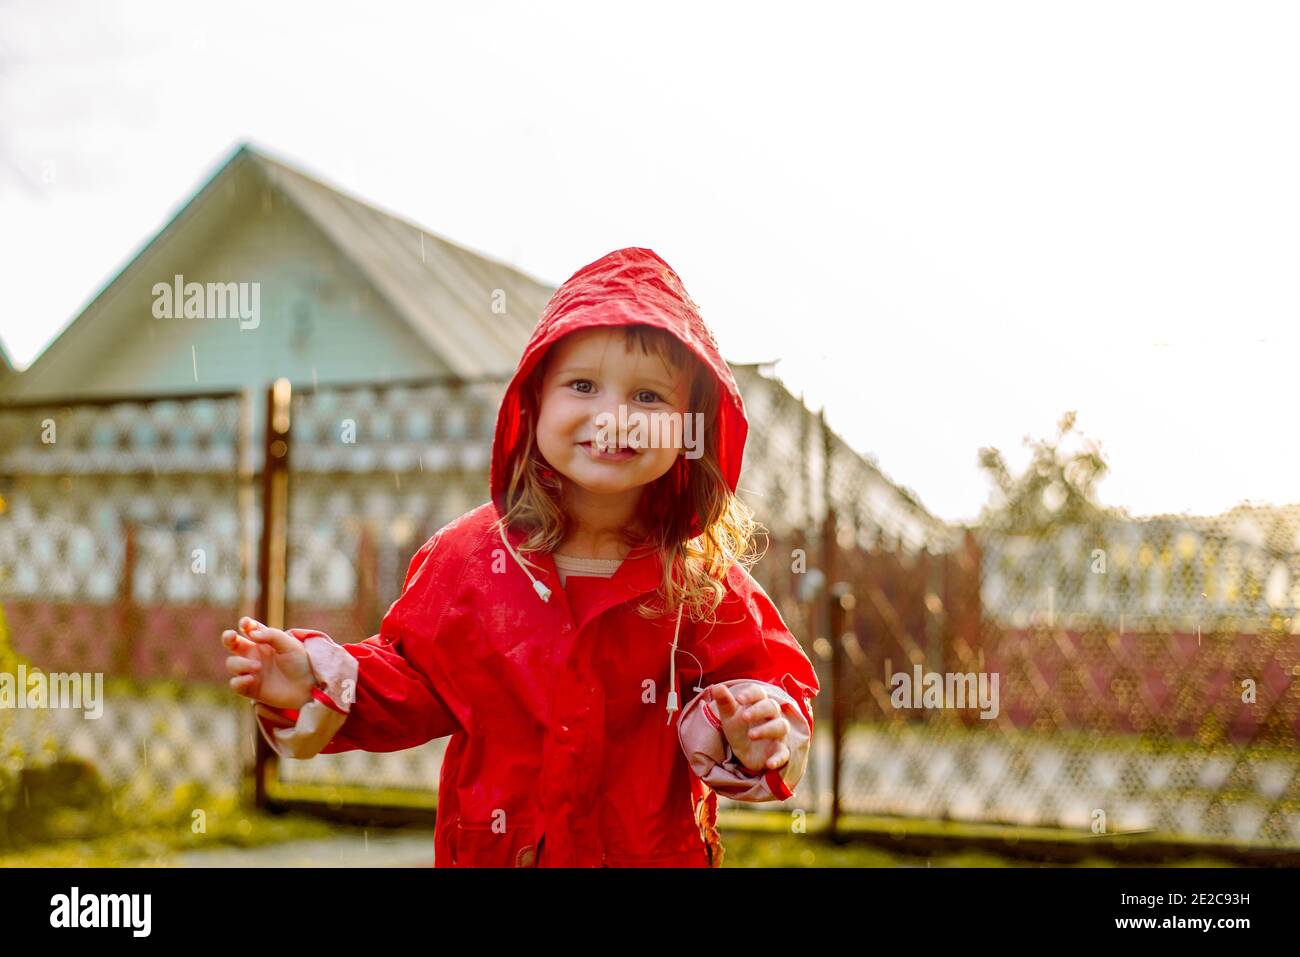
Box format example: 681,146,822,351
719,829,1024,867
719,829,1242,867
0,816,1251,867
0,752,337,866
0,805,335,867
716,811,1250,867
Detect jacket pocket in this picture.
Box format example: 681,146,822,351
451,816,537,868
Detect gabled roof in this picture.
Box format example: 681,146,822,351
250,145,555,376
9,142,557,395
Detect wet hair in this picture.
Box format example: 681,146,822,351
495,323,760,624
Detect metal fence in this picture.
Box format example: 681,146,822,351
6,373,1297,855
266,376,503,810
0,391,257,848
819,510,1300,850
723,360,1300,851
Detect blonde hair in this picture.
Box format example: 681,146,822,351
495,324,762,625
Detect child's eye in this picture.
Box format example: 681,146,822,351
568,379,595,394
633,389,663,404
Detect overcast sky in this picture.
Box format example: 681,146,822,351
2,1,1297,524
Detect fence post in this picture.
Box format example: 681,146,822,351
354,523,378,639
254,378,292,810
116,520,137,678
824,508,843,841
237,387,258,617
954,528,983,729
820,409,844,839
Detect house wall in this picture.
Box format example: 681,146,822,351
3,181,451,402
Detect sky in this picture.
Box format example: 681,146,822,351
2,0,1297,525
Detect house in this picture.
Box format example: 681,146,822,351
1,142,554,406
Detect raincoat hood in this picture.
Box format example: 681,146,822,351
490,247,748,537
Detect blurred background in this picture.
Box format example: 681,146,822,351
1,0,1297,867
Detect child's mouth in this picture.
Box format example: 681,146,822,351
578,441,640,463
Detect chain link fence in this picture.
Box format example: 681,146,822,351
719,367,1300,851
824,504,1300,849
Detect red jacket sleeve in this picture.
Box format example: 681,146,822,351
695,564,821,731
677,564,821,800
317,528,467,754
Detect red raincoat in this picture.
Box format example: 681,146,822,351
256,247,821,867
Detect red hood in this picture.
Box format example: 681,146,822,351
490,247,747,534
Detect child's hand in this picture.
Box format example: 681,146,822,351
710,683,791,774
221,617,315,710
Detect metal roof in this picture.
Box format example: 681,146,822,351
249,147,556,377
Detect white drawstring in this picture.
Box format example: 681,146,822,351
665,604,685,723
498,519,694,726
497,521,552,602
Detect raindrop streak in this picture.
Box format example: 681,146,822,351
191,345,198,381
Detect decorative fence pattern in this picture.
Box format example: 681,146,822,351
0,392,256,836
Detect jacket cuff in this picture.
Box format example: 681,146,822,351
286,628,358,714
252,628,356,759
254,699,349,759
676,678,811,802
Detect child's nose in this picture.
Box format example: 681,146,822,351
591,402,625,435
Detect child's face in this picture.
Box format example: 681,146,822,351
535,327,693,499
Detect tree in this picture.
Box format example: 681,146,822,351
975,411,1118,536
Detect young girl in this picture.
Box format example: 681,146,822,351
222,246,820,867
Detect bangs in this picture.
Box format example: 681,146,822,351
623,324,692,373
624,325,717,412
